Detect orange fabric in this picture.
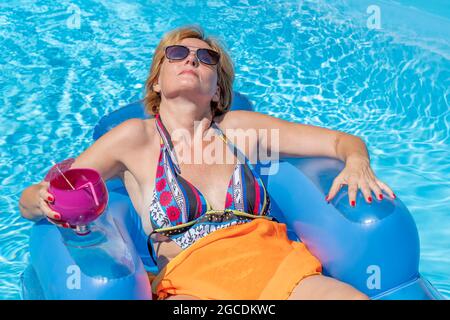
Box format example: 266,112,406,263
151,218,322,300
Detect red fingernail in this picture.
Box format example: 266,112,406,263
379,194,383,200
392,193,396,199
368,197,372,202
325,195,329,201
351,200,356,207
47,196,53,202
54,213,61,220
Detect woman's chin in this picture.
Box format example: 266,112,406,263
166,86,210,99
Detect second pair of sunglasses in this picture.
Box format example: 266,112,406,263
165,45,220,65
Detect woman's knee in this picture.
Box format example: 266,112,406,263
348,291,370,300
288,275,369,300
165,294,202,300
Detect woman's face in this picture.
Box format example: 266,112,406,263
155,37,220,106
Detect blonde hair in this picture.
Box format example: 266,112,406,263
143,25,235,117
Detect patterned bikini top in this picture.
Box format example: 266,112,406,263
148,114,273,252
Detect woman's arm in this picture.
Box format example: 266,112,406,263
226,110,365,160
19,118,148,221
227,110,394,206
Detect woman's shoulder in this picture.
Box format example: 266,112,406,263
71,118,158,179
214,110,258,130
109,117,157,146
91,118,159,163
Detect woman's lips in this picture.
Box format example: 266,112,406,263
179,70,198,77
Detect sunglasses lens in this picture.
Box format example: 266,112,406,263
198,49,220,65
166,45,220,65
166,45,189,60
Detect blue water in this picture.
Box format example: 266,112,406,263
0,0,449,299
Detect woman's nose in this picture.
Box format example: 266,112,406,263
184,51,199,67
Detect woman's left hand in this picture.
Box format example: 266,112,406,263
325,157,396,207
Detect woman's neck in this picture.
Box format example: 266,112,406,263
158,98,215,147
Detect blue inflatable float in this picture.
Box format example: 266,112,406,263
21,91,444,300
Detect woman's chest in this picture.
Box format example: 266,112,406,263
120,139,158,220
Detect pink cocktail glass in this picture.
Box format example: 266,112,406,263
48,168,108,236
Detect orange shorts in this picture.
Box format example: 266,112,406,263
150,218,322,300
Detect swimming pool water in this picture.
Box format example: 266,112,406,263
0,0,449,299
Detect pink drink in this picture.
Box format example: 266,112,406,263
48,168,108,230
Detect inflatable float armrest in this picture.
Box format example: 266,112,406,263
23,191,152,300
265,157,424,298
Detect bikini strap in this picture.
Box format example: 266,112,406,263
211,122,253,167
155,114,181,175
147,231,158,266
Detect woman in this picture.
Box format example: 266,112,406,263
19,26,395,300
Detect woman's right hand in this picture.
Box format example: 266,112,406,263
37,181,72,228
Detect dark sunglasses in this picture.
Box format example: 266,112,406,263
165,45,220,65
